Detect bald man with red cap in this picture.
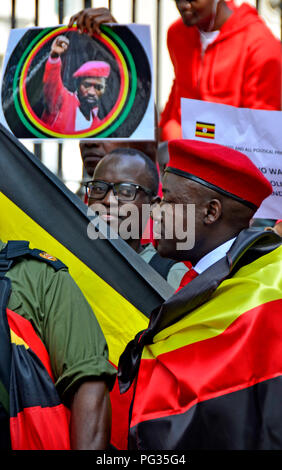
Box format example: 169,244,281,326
118,139,282,451
41,35,110,134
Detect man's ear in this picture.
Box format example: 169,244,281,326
203,198,222,225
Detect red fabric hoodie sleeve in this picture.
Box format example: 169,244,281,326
43,57,68,118
240,36,281,111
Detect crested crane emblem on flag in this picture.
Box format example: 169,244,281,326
195,121,215,139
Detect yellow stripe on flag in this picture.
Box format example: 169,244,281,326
0,193,148,364
196,122,215,130
10,329,29,349
143,246,282,359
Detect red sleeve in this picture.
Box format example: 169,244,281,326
241,37,281,111
43,57,68,116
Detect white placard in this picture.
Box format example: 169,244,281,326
181,98,282,219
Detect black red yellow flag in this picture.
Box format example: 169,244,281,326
118,230,282,450
195,121,215,139
0,123,173,449
7,306,71,450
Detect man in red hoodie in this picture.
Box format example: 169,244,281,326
159,0,281,140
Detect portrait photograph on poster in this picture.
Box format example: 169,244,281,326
0,24,154,140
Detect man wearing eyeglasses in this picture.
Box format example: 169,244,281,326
41,35,110,134
85,147,189,290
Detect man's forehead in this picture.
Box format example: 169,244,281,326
162,171,200,197
95,153,148,183
106,140,156,159
99,152,146,171
163,171,185,189
82,76,106,84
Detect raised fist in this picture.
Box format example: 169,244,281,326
50,35,70,58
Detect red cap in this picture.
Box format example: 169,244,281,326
166,139,272,209
73,61,111,78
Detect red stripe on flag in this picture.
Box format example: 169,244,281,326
196,126,215,133
110,366,134,450
10,404,70,450
7,308,54,379
131,298,282,426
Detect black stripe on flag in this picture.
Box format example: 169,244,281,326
129,375,282,450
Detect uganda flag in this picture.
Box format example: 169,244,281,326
118,229,282,450
195,121,215,139
0,123,173,450
7,303,71,450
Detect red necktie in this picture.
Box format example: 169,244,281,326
175,262,198,293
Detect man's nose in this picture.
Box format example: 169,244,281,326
178,0,192,10
88,86,98,96
101,188,118,206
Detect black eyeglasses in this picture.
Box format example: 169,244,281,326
84,180,154,201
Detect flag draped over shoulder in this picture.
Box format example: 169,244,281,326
118,229,282,450
0,253,71,450
7,307,71,450
0,124,173,449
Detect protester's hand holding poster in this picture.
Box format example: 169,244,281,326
0,24,154,141
181,98,282,220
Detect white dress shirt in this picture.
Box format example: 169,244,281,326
194,237,236,274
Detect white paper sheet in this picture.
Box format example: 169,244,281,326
181,98,282,219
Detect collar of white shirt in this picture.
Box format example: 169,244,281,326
194,237,236,274
75,106,99,132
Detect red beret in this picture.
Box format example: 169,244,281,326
166,139,272,209
73,61,110,78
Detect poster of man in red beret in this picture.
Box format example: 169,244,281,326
41,35,111,134
0,24,154,140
